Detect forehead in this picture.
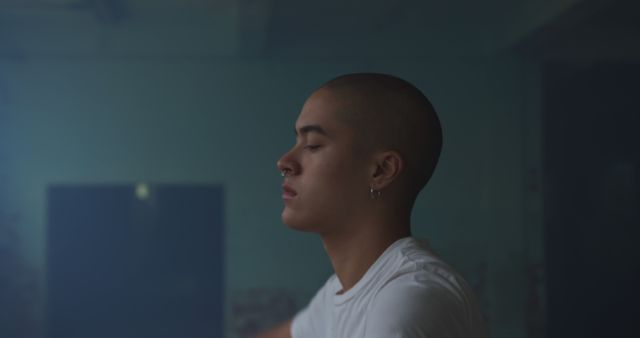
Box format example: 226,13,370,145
295,89,347,133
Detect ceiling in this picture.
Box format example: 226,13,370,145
0,0,631,60
515,0,640,61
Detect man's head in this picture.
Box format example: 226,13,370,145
277,73,442,233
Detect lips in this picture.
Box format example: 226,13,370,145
282,184,297,199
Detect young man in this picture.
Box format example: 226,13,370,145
258,73,488,338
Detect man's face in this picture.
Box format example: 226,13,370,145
277,88,371,233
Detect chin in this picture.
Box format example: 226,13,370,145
281,209,319,233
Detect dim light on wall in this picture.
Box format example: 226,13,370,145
135,182,150,200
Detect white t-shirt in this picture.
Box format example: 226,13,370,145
291,237,488,338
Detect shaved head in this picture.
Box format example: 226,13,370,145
317,73,442,203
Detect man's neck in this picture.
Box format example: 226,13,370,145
321,215,411,294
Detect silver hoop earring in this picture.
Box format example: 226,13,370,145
369,186,382,199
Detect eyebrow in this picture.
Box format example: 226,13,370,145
295,124,328,137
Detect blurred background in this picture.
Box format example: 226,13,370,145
0,0,638,337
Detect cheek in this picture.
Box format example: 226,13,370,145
316,157,368,193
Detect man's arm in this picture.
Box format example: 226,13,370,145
253,319,292,338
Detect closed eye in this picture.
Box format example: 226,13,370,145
304,145,322,151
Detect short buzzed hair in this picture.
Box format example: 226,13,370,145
320,73,442,202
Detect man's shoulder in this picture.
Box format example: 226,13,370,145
365,270,486,338
364,240,488,338
374,262,467,308
386,238,465,291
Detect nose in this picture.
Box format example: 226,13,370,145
277,148,300,176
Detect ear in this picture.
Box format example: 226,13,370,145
370,150,404,190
